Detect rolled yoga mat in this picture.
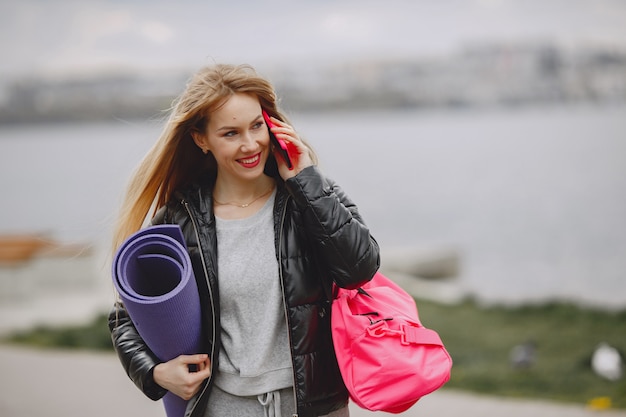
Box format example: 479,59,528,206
112,224,204,417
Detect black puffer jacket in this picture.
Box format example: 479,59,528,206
108,166,380,417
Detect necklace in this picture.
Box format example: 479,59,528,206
213,186,274,208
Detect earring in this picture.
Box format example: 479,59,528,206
202,148,209,154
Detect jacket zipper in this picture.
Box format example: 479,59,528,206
277,196,299,417
182,199,217,417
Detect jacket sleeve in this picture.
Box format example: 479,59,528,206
108,302,167,401
285,165,380,289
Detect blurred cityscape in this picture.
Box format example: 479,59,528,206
1,41,625,125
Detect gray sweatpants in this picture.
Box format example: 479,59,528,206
203,384,349,417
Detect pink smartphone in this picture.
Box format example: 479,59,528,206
263,110,293,169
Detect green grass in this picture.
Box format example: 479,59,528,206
2,299,625,408
3,314,113,351
417,298,626,408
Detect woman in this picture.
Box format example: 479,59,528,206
108,63,380,417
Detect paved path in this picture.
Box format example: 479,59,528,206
1,345,623,417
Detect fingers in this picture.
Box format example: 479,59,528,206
194,358,212,380
154,354,212,400
179,353,209,365
268,117,300,146
178,354,212,379
268,116,313,178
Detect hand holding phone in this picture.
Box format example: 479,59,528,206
263,110,293,170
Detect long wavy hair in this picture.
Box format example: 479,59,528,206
111,63,316,252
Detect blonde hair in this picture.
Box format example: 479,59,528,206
112,63,316,252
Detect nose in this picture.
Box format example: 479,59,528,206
240,130,259,152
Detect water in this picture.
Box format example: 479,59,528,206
1,104,625,308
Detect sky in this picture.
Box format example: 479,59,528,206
1,0,626,79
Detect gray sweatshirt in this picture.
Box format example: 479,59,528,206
213,190,293,396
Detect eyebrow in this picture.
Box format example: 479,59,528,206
215,115,263,133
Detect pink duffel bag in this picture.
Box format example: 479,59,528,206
331,271,452,413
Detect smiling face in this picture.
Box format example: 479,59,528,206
193,92,270,186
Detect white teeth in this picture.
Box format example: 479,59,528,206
240,155,259,164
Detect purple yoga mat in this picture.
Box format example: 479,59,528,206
112,224,203,417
